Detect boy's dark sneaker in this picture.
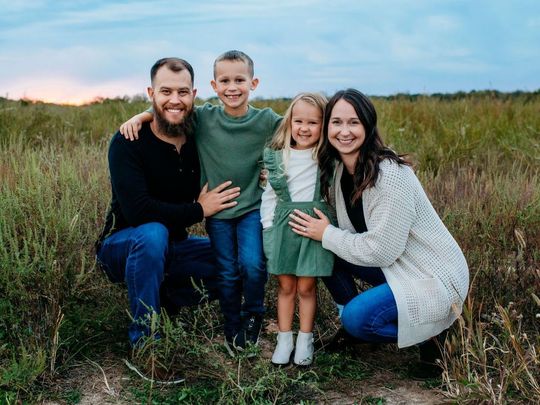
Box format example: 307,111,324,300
243,313,263,345
224,332,246,357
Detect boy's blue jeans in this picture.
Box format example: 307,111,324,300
96,222,218,345
205,209,267,338
323,257,398,343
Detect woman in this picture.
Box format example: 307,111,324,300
288,89,469,374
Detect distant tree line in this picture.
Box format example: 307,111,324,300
1,88,540,107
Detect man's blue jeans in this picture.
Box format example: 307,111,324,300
96,222,218,345
323,257,398,343
205,209,267,338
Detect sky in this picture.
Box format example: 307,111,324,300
1,0,539,104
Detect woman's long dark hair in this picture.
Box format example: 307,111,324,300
318,89,410,204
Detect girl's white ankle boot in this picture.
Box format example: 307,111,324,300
271,331,294,365
294,331,314,366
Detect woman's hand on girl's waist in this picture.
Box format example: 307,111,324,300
288,207,329,242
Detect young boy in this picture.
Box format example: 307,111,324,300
121,51,281,354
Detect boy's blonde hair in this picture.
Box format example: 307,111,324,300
268,92,327,163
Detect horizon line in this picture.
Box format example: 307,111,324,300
3,88,540,107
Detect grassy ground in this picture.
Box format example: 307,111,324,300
0,92,539,404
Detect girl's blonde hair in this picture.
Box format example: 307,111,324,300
268,92,328,159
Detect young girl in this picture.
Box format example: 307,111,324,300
260,93,334,366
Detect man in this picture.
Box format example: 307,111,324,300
96,57,240,346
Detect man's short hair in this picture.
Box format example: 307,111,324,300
150,57,195,86
213,50,254,78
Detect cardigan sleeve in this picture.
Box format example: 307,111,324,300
322,162,416,268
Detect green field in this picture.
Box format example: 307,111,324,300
1,92,539,404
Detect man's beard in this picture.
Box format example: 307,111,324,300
153,102,195,138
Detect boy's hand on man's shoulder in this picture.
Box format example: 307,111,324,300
120,115,145,141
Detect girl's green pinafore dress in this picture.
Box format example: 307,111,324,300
262,148,334,277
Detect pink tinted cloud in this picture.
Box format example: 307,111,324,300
3,76,145,105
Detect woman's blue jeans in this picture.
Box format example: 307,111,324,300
205,209,267,338
96,222,218,345
323,257,398,343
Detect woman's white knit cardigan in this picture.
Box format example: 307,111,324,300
322,160,469,347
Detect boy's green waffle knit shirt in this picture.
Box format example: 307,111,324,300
194,103,282,219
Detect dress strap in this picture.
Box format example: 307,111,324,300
313,166,322,202
263,148,292,202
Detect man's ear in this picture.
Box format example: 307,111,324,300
147,86,154,99
192,88,197,98
250,77,259,91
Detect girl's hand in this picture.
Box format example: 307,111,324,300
259,168,268,188
289,207,329,241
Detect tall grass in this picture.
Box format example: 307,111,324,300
0,93,538,403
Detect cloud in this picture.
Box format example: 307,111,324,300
2,75,143,105
426,14,460,31
527,17,540,28
1,0,539,102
